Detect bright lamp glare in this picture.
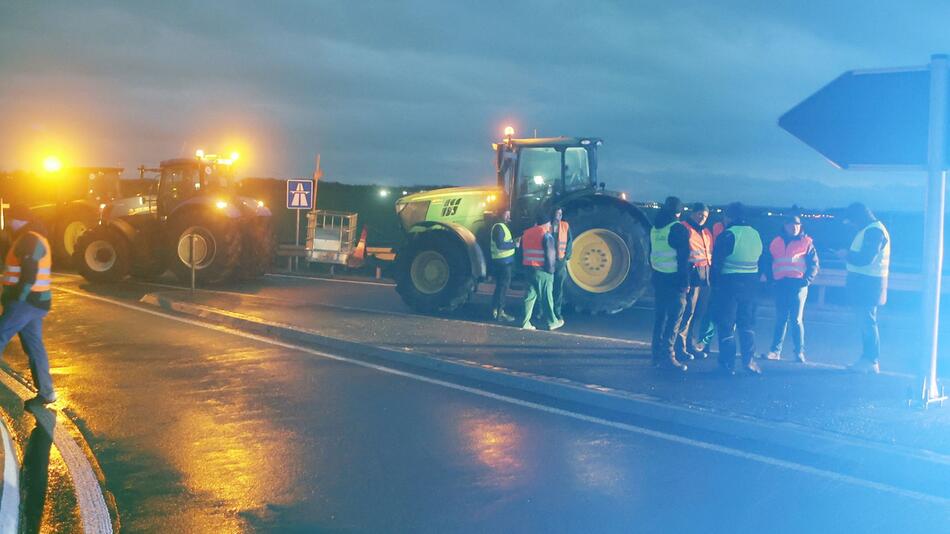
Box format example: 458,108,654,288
230,151,240,161
504,126,515,137
379,189,389,198
43,156,63,172
533,175,545,185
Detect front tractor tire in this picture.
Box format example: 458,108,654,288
53,205,99,266
395,231,476,314
167,211,242,285
238,216,275,279
73,226,131,283
564,202,651,314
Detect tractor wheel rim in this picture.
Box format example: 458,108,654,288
567,228,631,293
84,240,116,272
63,221,88,256
177,227,215,269
410,250,450,295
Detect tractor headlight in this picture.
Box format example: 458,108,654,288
256,200,265,208
215,200,228,209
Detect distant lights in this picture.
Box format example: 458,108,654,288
402,190,409,196
379,189,390,198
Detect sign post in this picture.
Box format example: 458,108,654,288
780,54,948,408
287,178,315,272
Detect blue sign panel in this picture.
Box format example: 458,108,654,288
286,179,314,210
779,68,933,168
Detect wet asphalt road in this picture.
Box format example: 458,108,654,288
1,274,947,532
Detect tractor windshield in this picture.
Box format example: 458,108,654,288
563,147,591,192
517,146,592,195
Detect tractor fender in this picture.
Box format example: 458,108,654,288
558,194,651,232
407,221,487,279
102,218,137,245
171,197,243,219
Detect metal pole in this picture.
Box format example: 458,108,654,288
189,232,196,294
295,209,301,272
921,54,949,407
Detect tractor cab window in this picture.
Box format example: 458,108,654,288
564,147,591,192
159,164,199,213
514,147,560,226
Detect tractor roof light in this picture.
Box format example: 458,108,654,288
195,149,205,158
230,151,240,161
503,126,515,138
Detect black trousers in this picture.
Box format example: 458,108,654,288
492,261,513,313
553,260,568,320
653,279,689,361
714,275,758,368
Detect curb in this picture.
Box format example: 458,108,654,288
0,371,115,534
140,291,950,497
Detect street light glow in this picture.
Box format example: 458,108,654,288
43,155,63,172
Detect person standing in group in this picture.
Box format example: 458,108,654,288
490,210,517,322
520,211,562,331
711,202,764,375
762,215,819,363
0,204,57,408
693,216,725,357
550,207,573,324
650,196,690,371
675,203,713,362
836,203,890,374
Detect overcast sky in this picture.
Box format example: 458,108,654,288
2,1,950,209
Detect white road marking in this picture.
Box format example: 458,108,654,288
0,371,113,533
55,286,950,506
0,417,19,534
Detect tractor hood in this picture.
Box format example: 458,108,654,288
395,185,504,232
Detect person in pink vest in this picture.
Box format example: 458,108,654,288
762,215,820,362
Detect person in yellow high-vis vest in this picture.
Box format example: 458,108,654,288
650,197,690,371
0,204,57,408
490,210,517,322
836,203,890,374
711,202,764,375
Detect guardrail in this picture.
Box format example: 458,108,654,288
275,244,396,277
811,268,950,305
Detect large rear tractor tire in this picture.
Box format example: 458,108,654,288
564,202,650,314
53,205,99,267
394,231,476,314
73,226,131,283
238,216,275,279
167,211,242,285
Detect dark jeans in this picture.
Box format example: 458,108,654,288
771,282,807,355
553,261,568,321
676,284,709,356
492,261,513,313
653,280,688,361
0,300,55,399
714,275,758,368
854,304,880,363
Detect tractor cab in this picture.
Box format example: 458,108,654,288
156,152,238,217
494,133,601,232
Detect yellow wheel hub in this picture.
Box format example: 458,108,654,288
63,221,89,256
411,250,450,295
567,228,631,293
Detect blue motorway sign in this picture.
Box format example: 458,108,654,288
286,179,314,210
779,67,934,168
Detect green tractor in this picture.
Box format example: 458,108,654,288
73,152,274,284
393,131,652,315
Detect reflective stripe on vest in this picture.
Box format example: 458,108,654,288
650,221,678,273
521,225,548,267
554,220,569,260
490,223,515,260
847,221,890,278
2,231,53,292
770,235,813,279
722,226,762,274
681,221,712,267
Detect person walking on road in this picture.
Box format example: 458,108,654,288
836,203,890,374
0,204,57,408
550,207,573,323
762,215,819,363
675,203,713,361
650,196,690,371
711,202,764,375
490,210,517,322
521,212,562,331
